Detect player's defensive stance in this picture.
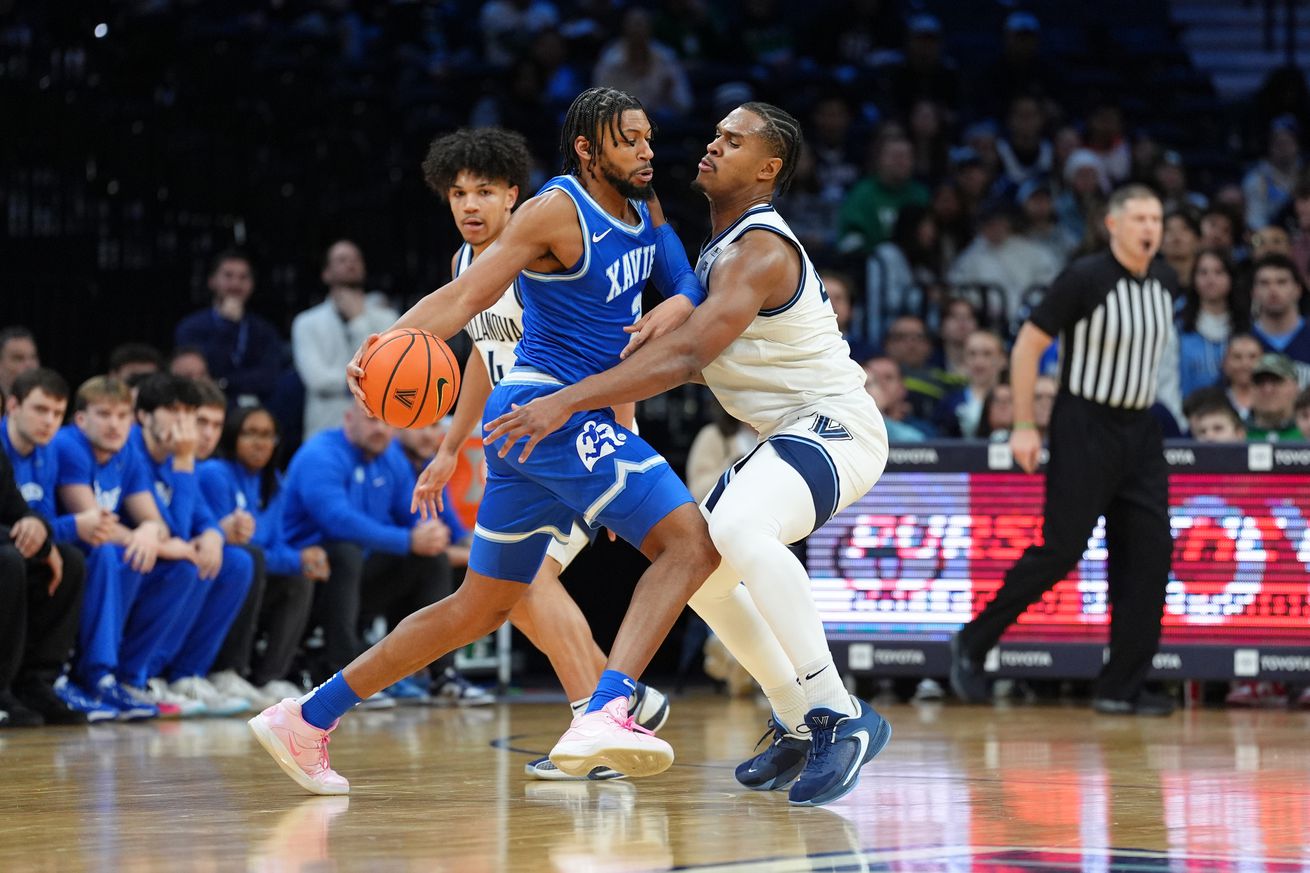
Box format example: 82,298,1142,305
485,103,893,806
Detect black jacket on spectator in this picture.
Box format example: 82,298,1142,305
0,450,52,561
174,308,285,404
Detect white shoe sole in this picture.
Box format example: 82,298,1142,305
248,713,349,796
549,738,673,779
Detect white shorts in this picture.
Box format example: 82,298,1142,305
702,405,888,536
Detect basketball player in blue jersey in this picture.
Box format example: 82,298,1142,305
485,103,893,806
250,88,716,795
412,126,670,779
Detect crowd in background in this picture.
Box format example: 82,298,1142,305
5,1,1310,725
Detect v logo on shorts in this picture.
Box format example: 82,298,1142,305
810,415,852,441
576,420,628,472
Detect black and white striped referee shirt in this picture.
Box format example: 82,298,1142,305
1029,250,1179,410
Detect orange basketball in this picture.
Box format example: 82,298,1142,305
358,329,461,429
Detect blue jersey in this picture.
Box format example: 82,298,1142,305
198,458,302,576
513,175,658,384
128,427,220,540
1,419,77,543
51,425,154,519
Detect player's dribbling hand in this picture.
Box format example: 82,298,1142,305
483,397,571,463
346,333,381,412
1010,427,1042,474
411,451,456,518
621,295,694,360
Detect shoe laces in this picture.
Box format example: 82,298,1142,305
752,719,784,752
611,710,654,736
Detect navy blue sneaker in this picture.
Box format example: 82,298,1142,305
735,716,810,791
788,698,891,806
628,682,669,733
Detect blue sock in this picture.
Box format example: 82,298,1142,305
300,672,362,729
586,669,636,714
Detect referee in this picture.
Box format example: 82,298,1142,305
950,184,1178,716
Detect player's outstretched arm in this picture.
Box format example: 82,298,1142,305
483,232,787,460
347,191,578,405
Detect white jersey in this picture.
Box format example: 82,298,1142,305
455,242,524,385
696,205,874,437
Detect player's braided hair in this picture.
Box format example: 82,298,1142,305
422,127,533,196
559,87,652,177
739,101,803,194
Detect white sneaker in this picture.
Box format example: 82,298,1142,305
260,679,305,701
430,668,495,707
147,677,207,718
209,670,277,709
913,678,945,702
358,691,396,710
170,675,251,716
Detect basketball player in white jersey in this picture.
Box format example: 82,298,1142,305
485,103,892,806
415,128,668,779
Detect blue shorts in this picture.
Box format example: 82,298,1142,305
469,369,694,583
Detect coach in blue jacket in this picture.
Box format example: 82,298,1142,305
282,400,459,682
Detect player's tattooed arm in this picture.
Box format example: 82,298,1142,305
484,230,794,460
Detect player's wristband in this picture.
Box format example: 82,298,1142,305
1012,421,1037,431
651,224,707,307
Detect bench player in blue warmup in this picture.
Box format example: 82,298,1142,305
249,88,717,795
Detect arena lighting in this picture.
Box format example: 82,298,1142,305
94,23,108,38
811,442,1310,681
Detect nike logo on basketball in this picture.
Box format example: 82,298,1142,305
394,388,417,409
434,378,450,411
804,666,829,681
592,228,612,243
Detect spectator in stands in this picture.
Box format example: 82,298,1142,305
1251,254,1310,380
1017,180,1076,263
169,347,209,381
948,202,1062,331
937,296,979,379
930,181,971,263
863,356,931,441
807,95,861,203
685,401,757,500
738,0,798,69
199,406,318,704
996,95,1053,193
292,240,398,439
805,0,903,68
1296,388,1310,441
1086,103,1132,185
907,99,951,182
1032,374,1059,441
882,315,950,420
984,12,1062,116
1057,149,1109,244
174,250,284,407
1187,391,1245,442
1154,151,1208,214
950,146,994,230
1200,205,1241,261
774,145,841,254
1177,249,1249,399
838,134,930,254
53,376,198,720
1252,225,1292,260
0,327,39,396
128,375,253,715
0,368,91,725
592,8,692,118
1221,333,1262,420
1243,115,1304,230
653,0,729,64
280,401,465,700
479,0,559,67
963,119,1003,182
1247,353,1301,440
1288,180,1310,281
978,380,1014,441
1161,209,1203,289
886,13,960,118
864,205,944,342
107,343,164,384
821,270,875,362
934,329,1008,437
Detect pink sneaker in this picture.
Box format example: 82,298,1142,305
549,696,674,778
248,699,350,795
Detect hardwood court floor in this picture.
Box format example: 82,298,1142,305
2,692,1309,872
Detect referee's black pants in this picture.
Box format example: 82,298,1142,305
958,394,1173,702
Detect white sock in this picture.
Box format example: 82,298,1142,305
688,559,798,692
763,679,811,737
569,696,589,718
796,655,853,716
